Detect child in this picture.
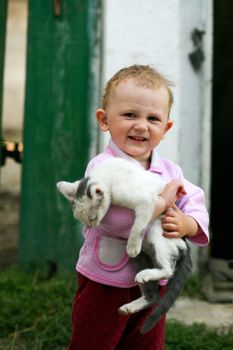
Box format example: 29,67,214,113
67,65,209,350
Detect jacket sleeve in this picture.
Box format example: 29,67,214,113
178,177,209,246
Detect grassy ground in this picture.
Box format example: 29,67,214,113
0,267,232,350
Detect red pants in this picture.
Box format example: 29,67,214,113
67,273,166,350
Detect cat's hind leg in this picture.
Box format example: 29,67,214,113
135,247,174,283
118,251,160,315
118,281,160,315
135,224,175,283
118,296,149,315
135,267,173,284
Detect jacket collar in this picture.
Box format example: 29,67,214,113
106,139,163,174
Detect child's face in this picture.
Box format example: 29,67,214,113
96,79,173,162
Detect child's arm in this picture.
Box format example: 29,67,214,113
153,180,199,239
155,179,208,241
155,163,209,244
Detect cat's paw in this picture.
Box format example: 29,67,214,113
118,304,133,316
135,270,155,284
126,241,141,258
118,303,137,316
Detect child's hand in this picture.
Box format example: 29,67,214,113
161,180,186,209
162,205,199,239
153,180,186,218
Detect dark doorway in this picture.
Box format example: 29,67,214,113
211,1,233,261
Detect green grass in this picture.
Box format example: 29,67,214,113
0,267,232,349
166,321,233,350
0,267,76,349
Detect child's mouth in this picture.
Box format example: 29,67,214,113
128,136,147,142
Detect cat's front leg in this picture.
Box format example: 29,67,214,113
126,205,153,258
126,235,143,258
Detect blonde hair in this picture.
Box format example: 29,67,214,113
101,64,174,111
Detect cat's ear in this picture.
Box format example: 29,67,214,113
91,184,104,200
57,181,80,201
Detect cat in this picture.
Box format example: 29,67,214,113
57,157,192,333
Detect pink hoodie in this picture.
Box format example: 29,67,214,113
76,140,209,288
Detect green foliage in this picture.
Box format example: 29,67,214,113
0,268,232,349
182,274,204,298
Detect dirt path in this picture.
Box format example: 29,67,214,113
168,297,233,330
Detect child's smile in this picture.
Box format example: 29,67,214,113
128,135,148,142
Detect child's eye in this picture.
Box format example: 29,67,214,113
147,115,159,122
123,112,135,119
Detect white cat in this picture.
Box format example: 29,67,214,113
57,158,191,333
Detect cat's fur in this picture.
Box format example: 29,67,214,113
57,158,192,333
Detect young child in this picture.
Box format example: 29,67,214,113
67,65,209,350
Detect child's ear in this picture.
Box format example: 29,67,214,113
162,119,173,139
96,108,109,132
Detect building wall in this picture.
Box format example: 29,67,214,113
1,0,27,193
102,0,212,186
101,0,213,269
2,0,26,136
101,0,180,163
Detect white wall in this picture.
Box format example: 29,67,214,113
1,0,27,193
101,0,212,192
178,0,212,198
100,0,213,270
101,0,181,163
2,0,27,137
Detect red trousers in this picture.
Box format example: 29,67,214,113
67,273,166,350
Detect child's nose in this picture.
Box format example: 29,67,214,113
134,121,148,132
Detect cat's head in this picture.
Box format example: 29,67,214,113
57,178,110,227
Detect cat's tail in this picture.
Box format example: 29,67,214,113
140,246,192,334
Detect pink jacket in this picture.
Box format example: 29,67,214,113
76,140,209,288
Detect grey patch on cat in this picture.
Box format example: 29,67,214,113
151,247,163,270
135,251,154,271
76,177,90,198
86,184,93,199
135,251,160,304
142,280,160,304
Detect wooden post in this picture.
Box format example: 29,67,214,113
0,0,8,167
19,0,102,275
